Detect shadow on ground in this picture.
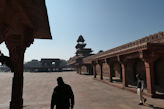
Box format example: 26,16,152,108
144,103,164,109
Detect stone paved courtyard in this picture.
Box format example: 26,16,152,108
0,71,163,109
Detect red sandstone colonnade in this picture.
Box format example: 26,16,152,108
92,42,164,97
76,32,164,98
68,29,164,98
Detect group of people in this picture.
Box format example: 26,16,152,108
51,73,146,109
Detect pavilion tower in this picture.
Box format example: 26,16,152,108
75,35,92,56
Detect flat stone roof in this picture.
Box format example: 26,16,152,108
83,32,164,63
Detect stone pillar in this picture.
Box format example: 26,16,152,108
92,62,97,78
144,60,155,96
121,63,128,87
98,62,103,80
100,63,103,80
106,62,112,82
10,73,24,109
5,37,25,109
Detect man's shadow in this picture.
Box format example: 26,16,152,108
144,103,164,109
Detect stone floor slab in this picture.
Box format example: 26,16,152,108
0,71,163,109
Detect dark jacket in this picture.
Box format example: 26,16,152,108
51,84,74,109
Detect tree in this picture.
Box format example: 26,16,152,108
60,59,67,68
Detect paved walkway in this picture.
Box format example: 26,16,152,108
0,71,163,109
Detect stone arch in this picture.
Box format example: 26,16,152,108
126,61,136,86
81,65,87,74
112,62,122,82
89,65,93,75
96,64,101,76
102,63,109,77
154,58,164,93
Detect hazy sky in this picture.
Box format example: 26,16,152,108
1,0,164,62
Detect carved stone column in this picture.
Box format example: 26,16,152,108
5,35,26,109
98,60,103,80
141,50,156,97
92,61,97,78
118,55,128,87
144,60,155,96
121,63,128,87
100,64,103,80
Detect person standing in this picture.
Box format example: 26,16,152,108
136,73,147,105
51,77,74,109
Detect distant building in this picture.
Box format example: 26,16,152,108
24,59,41,68
0,65,10,72
24,58,61,72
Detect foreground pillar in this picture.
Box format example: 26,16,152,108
10,74,24,109
10,48,25,109
144,60,155,96
5,37,25,109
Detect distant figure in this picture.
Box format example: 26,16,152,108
51,77,74,109
136,73,147,105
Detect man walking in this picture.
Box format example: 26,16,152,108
136,73,147,105
51,77,74,109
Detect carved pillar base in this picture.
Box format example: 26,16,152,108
9,51,24,109
10,75,24,109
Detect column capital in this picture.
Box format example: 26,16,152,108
117,55,128,65
140,50,158,63
106,57,117,64
98,59,105,65
91,61,97,65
